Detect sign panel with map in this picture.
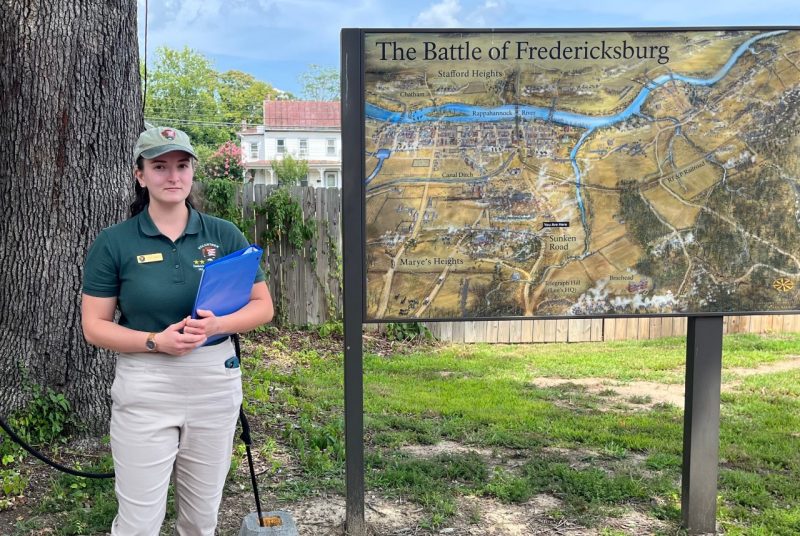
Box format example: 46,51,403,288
359,28,800,321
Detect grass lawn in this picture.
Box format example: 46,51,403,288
246,332,800,535
2,331,799,535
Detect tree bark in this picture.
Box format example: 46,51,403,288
0,0,141,431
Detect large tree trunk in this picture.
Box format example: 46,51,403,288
0,0,141,432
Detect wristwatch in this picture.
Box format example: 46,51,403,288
145,332,158,352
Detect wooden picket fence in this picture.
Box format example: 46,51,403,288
205,184,800,342
239,184,342,326
414,314,800,343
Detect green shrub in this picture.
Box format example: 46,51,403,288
386,322,433,342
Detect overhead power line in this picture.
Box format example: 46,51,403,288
142,0,148,117
144,116,258,128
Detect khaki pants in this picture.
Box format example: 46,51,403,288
109,339,241,536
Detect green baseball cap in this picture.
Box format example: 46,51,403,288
134,126,198,161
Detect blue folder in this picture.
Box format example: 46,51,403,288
192,244,264,344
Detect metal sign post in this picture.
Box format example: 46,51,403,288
682,316,724,535
341,29,367,536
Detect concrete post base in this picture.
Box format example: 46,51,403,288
239,511,299,536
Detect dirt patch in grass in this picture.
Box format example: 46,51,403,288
399,441,528,473
218,492,425,535
726,354,800,377
218,492,572,536
400,441,494,460
448,495,571,535
601,509,670,535
542,446,606,468
530,355,800,410
532,377,684,410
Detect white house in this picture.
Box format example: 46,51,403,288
239,100,341,188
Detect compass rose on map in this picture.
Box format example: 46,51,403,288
772,278,794,292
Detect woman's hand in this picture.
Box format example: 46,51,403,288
183,309,221,340
157,317,207,356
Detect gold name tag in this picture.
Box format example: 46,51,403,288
137,253,164,264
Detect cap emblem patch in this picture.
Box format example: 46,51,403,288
161,129,176,140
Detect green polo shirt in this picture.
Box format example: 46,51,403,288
83,205,265,335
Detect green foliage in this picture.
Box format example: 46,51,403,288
257,187,315,250
370,452,486,528
271,154,309,186
38,456,117,535
326,225,343,320
484,468,534,503
228,443,247,480
599,529,628,536
143,46,287,146
252,324,280,337
189,144,217,182
315,320,343,338
195,142,246,230
283,416,344,475
1,452,28,510
645,452,682,471
200,176,237,218
197,177,253,237
385,322,434,342
524,459,653,504
144,47,229,146
217,69,281,126
1,385,75,511
1,466,27,497
10,384,74,445
298,64,340,101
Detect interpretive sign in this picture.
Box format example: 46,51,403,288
358,28,800,321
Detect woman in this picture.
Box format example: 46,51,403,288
81,126,273,535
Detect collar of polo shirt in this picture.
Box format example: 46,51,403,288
139,205,202,238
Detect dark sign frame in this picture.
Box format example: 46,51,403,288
349,26,800,324
341,26,800,536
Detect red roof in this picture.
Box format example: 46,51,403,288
263,100,340,129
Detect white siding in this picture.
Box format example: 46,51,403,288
240,128,342,188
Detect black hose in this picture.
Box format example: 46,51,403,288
1,334,256,487
239,406,265,527
233,334,266,527
0,416,114,479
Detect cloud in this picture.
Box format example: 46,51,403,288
496,0,800,25
174,0,223,21
414,0,463,28
136,0,800,94
466,0,506,26
412,0,511,28
140,0,388,63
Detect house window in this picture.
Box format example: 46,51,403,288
326,138,336,156
249,143,258,159
325,171,337,188
277,139,286,154
299,139,308,157
300,175,309,187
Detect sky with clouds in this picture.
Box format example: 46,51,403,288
137,0,800,96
